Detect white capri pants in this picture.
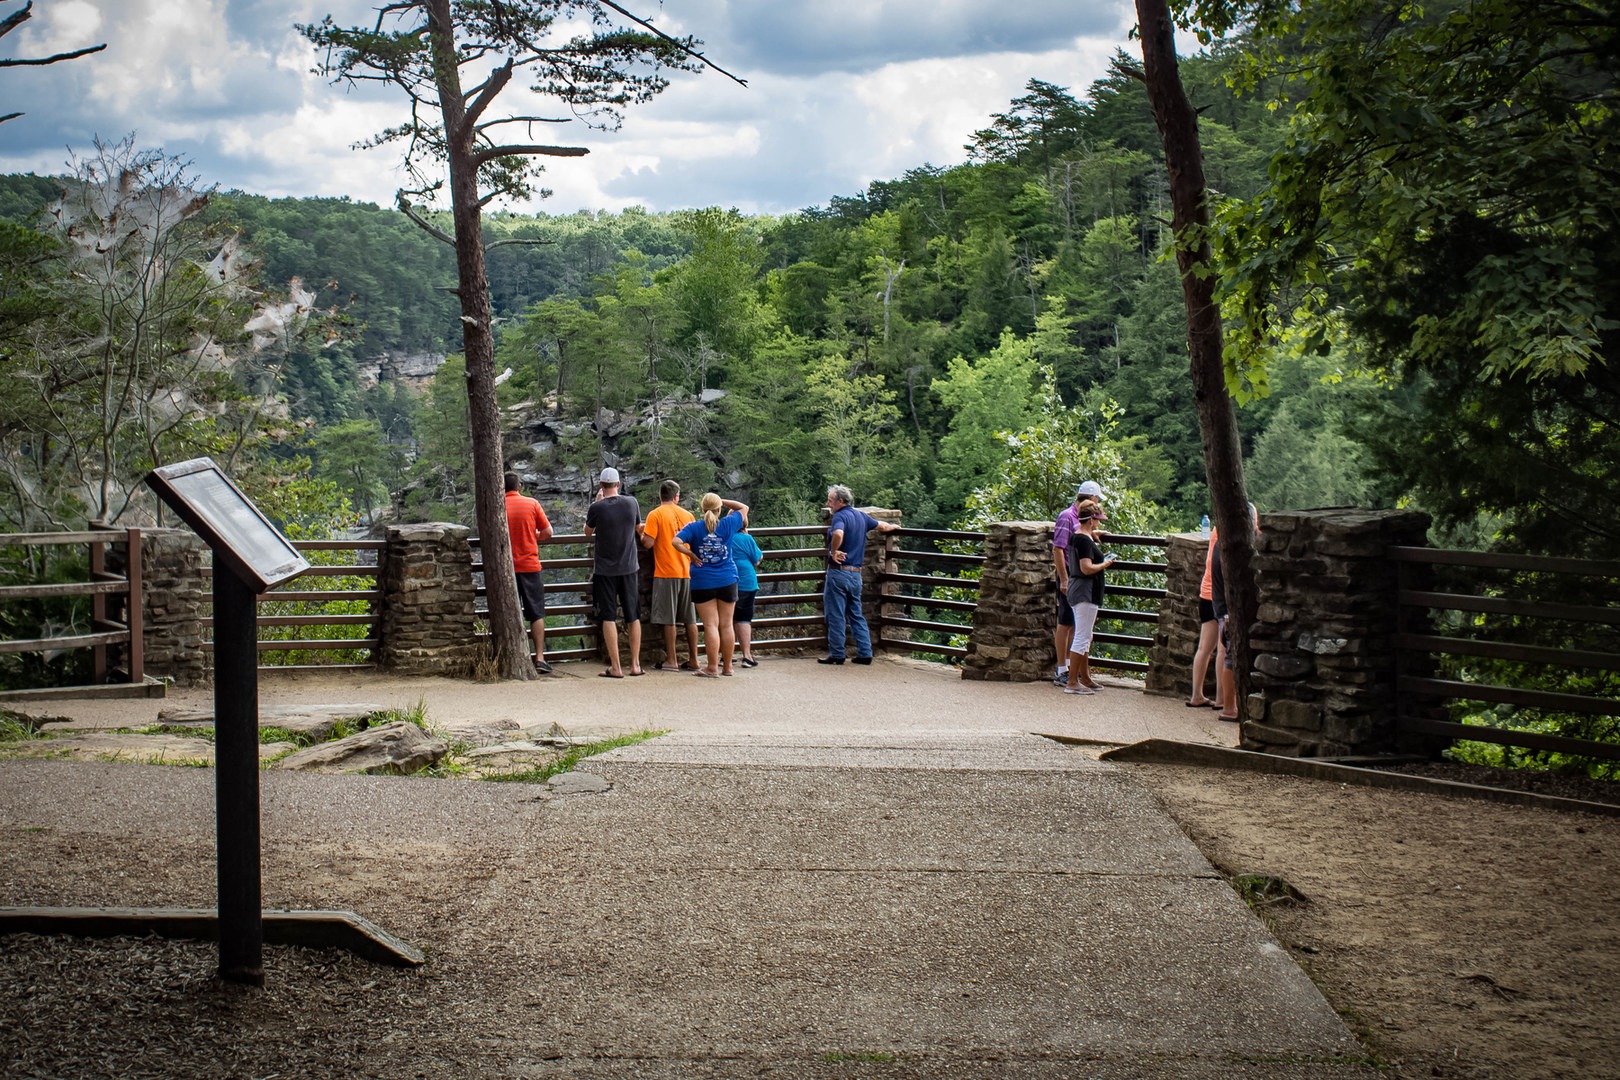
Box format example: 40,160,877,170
1068,601,1100,657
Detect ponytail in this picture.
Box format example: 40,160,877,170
700,492,723,533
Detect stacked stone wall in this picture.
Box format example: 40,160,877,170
377,523,482,676
1245,508,1430,756
961,522,1053,682
1145,533,1211,701
129,528,209,686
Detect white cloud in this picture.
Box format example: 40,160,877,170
1,0,1152,215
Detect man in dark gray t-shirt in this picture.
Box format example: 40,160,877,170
583,467,644,677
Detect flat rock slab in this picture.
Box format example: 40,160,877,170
38,703,385,741
0,732,293,765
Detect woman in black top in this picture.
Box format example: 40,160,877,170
1062,500,1115,695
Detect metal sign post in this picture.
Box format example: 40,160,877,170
146,458,308,986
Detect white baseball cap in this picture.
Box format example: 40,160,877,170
598,467,621,485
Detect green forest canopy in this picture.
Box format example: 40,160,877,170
0,15,1612,559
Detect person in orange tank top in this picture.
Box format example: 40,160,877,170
504,472,554,673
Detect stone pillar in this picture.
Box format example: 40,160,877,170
862,507,901,651
377,523,482,676
130,528,209,686
1245,508,1430,757
961,521,1052,682
1145,533,1211,700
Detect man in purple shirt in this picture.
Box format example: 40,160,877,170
1052,480,1104,685
819,484,900,665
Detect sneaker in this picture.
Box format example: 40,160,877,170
1052,669,1069,687
1062,685,1095,695
533,658,553,674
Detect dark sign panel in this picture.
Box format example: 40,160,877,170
146,458,309,591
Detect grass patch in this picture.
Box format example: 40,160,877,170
360,698,429,730
0,710,43,743
481,729,667,784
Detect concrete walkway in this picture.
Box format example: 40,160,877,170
2,657,1372,1076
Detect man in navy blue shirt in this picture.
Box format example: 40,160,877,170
820,484,900,665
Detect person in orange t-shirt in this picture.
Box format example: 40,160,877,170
640,479,701,671
504,472,553,673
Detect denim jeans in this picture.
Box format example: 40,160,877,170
823,568,870,659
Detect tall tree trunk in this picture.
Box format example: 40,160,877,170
426,0,532,680
1134,0,1257,718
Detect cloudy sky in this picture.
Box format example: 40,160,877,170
0,0,1145,216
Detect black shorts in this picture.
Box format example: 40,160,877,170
592,573,640,623
1054,584,1074,627
1199,597,1217,623
515,571,546,623
692,583,739,605
734,589,757,622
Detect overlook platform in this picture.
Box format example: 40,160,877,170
0,658,1377,1077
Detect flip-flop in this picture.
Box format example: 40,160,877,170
599,670,624,679
680,661,699,671
693,669,719,678
1185,700,1210,708
628,669,646,677
720,670,733,676
656,664,682,672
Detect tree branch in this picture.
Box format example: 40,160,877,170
595,0,749,87
471,143,588,165
487,237,557,250
395,195,457,247
0,42,106,67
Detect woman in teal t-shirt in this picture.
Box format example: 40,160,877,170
673,492,749,677
729,524,765,667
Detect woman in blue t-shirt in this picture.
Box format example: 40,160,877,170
673,492,749,677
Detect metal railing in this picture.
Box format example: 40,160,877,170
201,540,383,671
0,526,150,699
1393,546,1620,762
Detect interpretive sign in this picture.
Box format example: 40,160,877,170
146,458,308,591
145,457,310,986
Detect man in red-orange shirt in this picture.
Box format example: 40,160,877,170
505,472,554,673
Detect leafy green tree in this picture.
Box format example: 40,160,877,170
1203,0,1620,554
313,418,403,521
959,367,1163,536
301,0,733,678
931,330,1042,512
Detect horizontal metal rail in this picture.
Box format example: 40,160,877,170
880,571,979,592
0,630,127,654
896,527,987,543
1400,716,1620,762
1399,676,1619,718
1400,589,1620,627
885,593,977,615
883,615,969,637
1396,632,1620,673
890,548,984,569
0,580,130,599
1390,545,1620,578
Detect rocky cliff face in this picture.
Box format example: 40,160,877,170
358,352,447,391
